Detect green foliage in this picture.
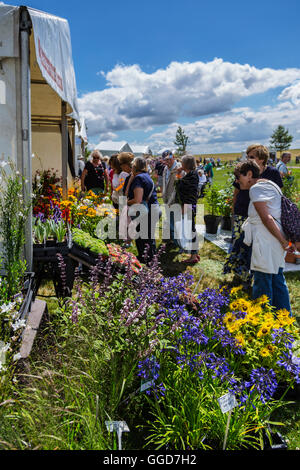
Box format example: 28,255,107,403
144,362,285,450
204,185,222,215
270,125,293,153
72,228,109,256
0,161,30,298
282,175,298,203
174,126,189,155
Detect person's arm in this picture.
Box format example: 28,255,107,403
81,168,88,191
253,201,296,252
232,187,239,215
125,174,135,197
128,187,144,206
104,169,109,192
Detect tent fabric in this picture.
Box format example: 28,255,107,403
0,3,79,121
27,7,79,122
0,4,19,57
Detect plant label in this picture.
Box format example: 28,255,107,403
218,392,237,414
105,421,129,451
105,421,129,433
140,379,155,393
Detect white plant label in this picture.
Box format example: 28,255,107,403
218,392,237,414
105,421,129,451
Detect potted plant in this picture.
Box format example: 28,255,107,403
203,185,222,234
218,188,233,231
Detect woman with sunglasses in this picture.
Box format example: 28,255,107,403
223,144,283,289
81,150,109,195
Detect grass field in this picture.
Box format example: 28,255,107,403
192,148,300,164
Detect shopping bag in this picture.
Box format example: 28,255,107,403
175,215,193,251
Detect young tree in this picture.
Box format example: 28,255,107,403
270,125,293,154
174,126,189,155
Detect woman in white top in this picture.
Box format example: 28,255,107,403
109,155,129,209
234,160,295,313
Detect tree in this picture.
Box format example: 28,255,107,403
270,125,293,155
174,126,189,155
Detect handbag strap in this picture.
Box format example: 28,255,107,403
145,182,155,203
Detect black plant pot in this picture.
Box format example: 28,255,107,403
204,215,222,234
263,428,288,450
46,239,56,247
221,215,232,231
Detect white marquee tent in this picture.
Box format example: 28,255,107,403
0,3,79,268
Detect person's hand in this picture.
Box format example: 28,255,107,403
281,240,296,252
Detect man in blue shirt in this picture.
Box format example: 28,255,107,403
276,152,291,178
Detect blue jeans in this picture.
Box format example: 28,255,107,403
252,268,291,313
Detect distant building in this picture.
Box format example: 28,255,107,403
95,141,133,157
130,145,153,158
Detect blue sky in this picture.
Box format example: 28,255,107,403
10,0,300,153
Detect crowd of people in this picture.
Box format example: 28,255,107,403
78,144,296,315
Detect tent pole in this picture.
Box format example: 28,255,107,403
61,100,68,198
20,7,33,271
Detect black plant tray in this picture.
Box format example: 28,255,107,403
70,242,100,266
33,242,69,260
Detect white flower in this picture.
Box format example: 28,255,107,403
0,302,15,314
0,342,10,354
11,319,26,331
0,161,8,168
13,353,22,362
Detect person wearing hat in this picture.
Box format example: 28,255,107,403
161,150,180,244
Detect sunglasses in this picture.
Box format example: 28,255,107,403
93,157,100,160
247,155,256,160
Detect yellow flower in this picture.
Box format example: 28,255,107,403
259,348,271,358
235,298,251,311
256,295,269,305
247,313,260,326
266,344,276,354
235,333,246,347
257,325,271,338
231,286,243,295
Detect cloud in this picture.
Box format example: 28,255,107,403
78,58,300,151
148,102,300,154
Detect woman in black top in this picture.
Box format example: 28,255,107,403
81,150,109,195
223,144,283,286
175,155,200,264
